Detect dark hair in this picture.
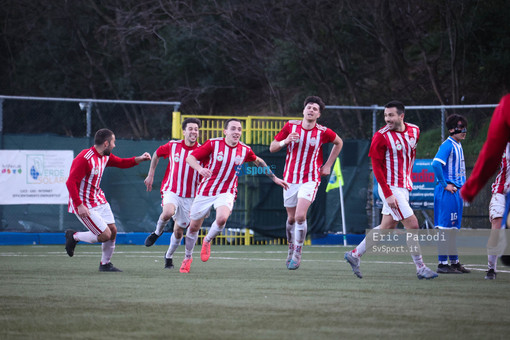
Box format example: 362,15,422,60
182,117,201,130
224,118,242,129
446,114,468,130
94,128,114,145
385,100,405,114
304,96,325,112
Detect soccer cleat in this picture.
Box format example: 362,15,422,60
485,268,497,280
437,263,461,274
451,262,471,273
99,262,122,272
201,240,211,262
144,232,160,247
344,251,362,278
417,266,438,280
180,258,193,273
165,258,174,269
65,229,78,257
287,245,302,270
286,243,295,267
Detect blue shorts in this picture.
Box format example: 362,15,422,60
434,185,463,229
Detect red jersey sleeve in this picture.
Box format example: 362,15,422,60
106,154,137,168
461,94,510,201
245,147,257,163
191,140,214,162
369,132,393,198
156,144,170,159
65,151,90,208
322,128,337,144
274,122,291,142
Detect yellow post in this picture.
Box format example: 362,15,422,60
244,228,251,245
245,117,252,144
172,111,182,139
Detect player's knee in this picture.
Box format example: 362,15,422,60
97,228,112,242
295,214,307,224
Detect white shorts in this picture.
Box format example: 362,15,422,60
283,182,320,208
378,185,414,221
74,203,115,236
489,193,506,222
190,193,235,220
162,191,194,228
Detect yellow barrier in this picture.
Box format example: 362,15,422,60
172,112,302,145
193,228,311,246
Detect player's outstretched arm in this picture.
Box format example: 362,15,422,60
135,152,151,164
253,156,289,190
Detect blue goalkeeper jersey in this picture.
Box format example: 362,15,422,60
432,136,466,188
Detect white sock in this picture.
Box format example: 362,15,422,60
74,231,98,243
488,255,497,271
101,240,115,265
412,255,425,269
294,221,307,246
184,230,198,258
353,226,380,258
204,221,225,243
155,217,169,236
286,220,295,245
166,233,182,259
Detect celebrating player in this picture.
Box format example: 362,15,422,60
143,118,202,269
179,118,289,273
65,128,151,272
344,101,438,280
269,96,343,270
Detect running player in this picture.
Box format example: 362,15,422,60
143,118,202,269
344,101,438,280
65,128,151,271
179,118,289,273
269,96,343,270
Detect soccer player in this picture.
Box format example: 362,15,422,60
344,100,438,280
485,143,510,279
461,94,510,267
269,96,343,270
143,118,202,269
179,118,289,273
65,128,151,272
432,114,470,274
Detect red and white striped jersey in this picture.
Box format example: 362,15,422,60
191,138,257,197
66,146,137,213
157,140,201,198
274,121,336,184
491,143,510,194
369,123,420,198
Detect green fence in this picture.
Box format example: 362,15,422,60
0,134,370,237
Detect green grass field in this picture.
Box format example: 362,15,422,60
1,244,509,339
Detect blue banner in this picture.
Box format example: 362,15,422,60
373,159,435,210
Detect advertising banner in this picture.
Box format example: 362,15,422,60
0,150,73,204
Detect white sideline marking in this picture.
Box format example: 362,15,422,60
1,250,510,273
